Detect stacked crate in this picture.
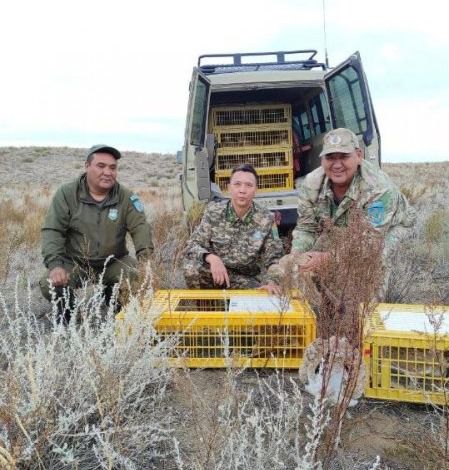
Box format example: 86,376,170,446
210,104,294,193
363,304,449,405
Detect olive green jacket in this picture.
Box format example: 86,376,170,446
41,175,153,270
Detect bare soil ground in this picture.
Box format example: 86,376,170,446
1,146,448,469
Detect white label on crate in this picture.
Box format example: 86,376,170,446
381,311,449,333
228,296,292,313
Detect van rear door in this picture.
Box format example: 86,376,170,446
182,68,211,206
325,51,381,165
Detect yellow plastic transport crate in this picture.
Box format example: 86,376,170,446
211,104,291,128
215,148,293,172
364,304,449,405
215,168,294,193
215,128,292,150
134,289,316,368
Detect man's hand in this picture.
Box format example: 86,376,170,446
258,282,282,295
205,253,230,288
48,267,70,287
299,251,330,273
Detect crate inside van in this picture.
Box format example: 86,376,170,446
180,49,381,229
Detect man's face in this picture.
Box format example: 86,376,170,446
85,152,118,193
228,170,257,211
321,149,362,189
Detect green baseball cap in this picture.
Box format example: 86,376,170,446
320,128,360,157
87,144,122,160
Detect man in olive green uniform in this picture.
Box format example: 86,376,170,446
290,128,416,299
183,164,284,293
40,144,153,323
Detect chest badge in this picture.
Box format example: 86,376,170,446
108,208,118,221
251,230,263,241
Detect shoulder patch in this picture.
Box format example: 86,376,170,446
130,194,144,213
271,223,280,240
367,200,385,226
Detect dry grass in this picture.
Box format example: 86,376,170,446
0,148,448,469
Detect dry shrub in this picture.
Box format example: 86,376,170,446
149,201,189,289
295,208,384,465
0,200,26,225
0,192,49,282
171,368,322,469
387,208,448,304
15,196,48,247
400,184,427,204
0,224,25,282
303,209,384,340
185,201,206,235
0,282,175,469
425,209,449,244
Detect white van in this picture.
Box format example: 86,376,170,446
180,49,380,229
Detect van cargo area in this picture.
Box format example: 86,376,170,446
181,50,380,229
208,85,327,185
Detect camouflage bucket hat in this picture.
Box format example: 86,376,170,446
86,144,122,160
319,128,360,157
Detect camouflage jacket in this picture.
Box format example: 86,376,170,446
291,161,416,256
184,201,284,282
42,174,153,270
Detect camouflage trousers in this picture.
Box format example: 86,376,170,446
183,258,261,289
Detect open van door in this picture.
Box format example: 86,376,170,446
325,52,381,165
182,68,211,210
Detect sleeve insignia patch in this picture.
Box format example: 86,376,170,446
130,194,144,213
367,200,385,226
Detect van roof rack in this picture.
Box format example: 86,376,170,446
198,49,327,74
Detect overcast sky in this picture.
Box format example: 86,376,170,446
0,0,448,162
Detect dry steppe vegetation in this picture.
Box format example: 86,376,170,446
0,147,448,469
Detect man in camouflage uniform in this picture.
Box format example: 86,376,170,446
290,127,416,299
183,164,284,293
40,144,153,323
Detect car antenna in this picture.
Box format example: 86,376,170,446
322,0,329,68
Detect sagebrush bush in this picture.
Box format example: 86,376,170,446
0,280,176,469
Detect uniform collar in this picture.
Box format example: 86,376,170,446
226,201,255,225
78,174,119,206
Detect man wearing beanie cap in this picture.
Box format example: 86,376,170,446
40,145,153,324
289,128,416,300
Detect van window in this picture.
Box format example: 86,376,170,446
309,92,331,135
300,110,311,140
293,106,311,141
190,75,209,147
327,66,367,134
